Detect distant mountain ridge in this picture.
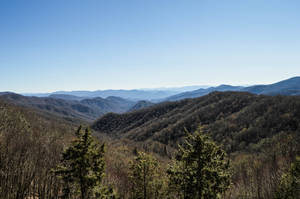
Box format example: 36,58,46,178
0,93,136,122
3,76,299,122
24,89,179,101
52,89,177,100
165,77,300,101
165,85,244,101
242,76,300,96
49,94,86,101
21,77,300,101
22,86,210,100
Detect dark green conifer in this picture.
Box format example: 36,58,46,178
55,126,116,199
276,156,300,199
128,151,166,199
167,128,231,199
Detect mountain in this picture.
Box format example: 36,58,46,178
0,92,97,121
80,96,135,113
128,100,155,112
164,77,300,101
51,89,179,100
0,94,81,199
21,77,300,102
165,85,244,101
2,91,299,198
92,92,300,155
140,85,210,92
25,87,211,100
49,94,86,101
242,76,300,95
0,93,135,122
0,96,78,131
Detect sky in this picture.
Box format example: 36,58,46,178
1,0,300,93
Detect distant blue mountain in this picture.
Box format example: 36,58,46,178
241,76,300,96
23,86,209,101
165,77,300,101
49,94,86,101
52,89,178,101
165,85,244,101
21,77,300,101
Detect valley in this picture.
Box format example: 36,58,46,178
0,78,299,198
2,1,300,197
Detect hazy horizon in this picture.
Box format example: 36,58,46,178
11,76,296,95
0,75,297,94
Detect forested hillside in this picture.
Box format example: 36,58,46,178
0,99,77,198
1,92,299,198
92,92,300,198
93,91,300,154
0,92,135,122
128,100,154,112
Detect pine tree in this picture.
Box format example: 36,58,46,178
167,129,231,199
128,151,166,199
55,126,115,199
276,156,300,199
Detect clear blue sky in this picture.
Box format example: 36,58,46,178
1,0,300,93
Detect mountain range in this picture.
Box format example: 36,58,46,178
22,77,300,102
0,92,136,122
164,76,300,101
23,86,209,101
1,76,299,123
1,77,300,198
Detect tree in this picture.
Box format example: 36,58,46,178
128,151,166,199
276,156,300,199
167,129,231,199
55,126,115,199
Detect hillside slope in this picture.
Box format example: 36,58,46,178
0,96,79,198
92,92,300,155
0,93,135,122
128,100,155,112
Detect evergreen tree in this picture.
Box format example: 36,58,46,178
167,129,231,199
276,156,300,199
128,151,166,199
55,126,116,199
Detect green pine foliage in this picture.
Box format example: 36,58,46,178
276,156,300,199
55,126,116,199
128,151,167,199
167,129,231,199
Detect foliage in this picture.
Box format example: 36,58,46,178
167,129,231,199
1,91,300,199
0,92,135,122
128,151,167,199
92,92,300,155
276,156,300,199
0,100,74,199
55,126,115,199
93,92,300,198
